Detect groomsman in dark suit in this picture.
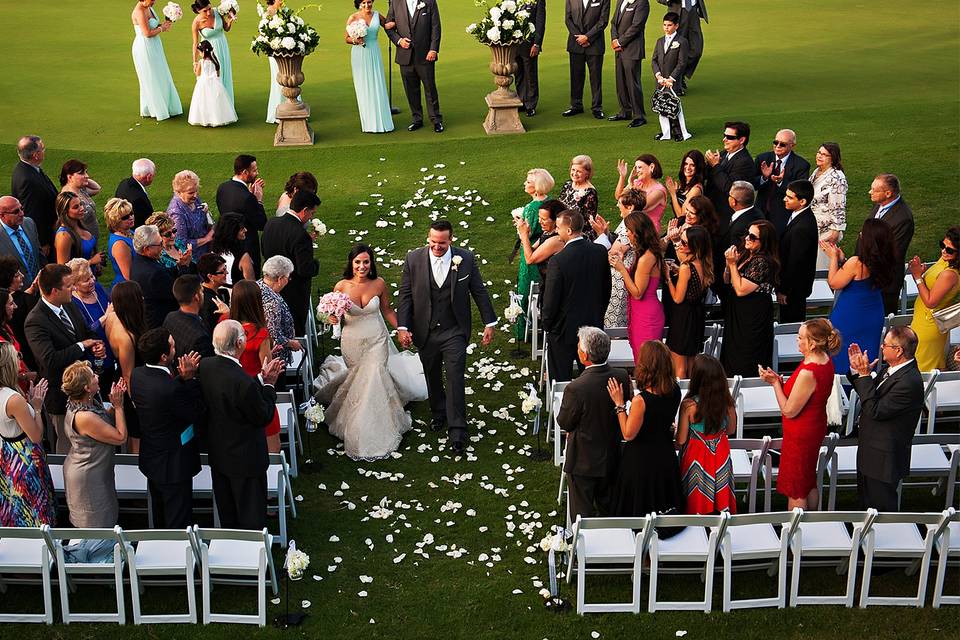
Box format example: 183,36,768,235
131,328,203,529
385,0,444,132
542,209,612,382
514,0,547,117
660,0,706,94
704,121,756,222
847,327,924,512
216,155,267,275
10,136,58,257
776,180,819,323
651,11,689,140
712,181,760,302
0,196,44,284
752,129,811,236
115,158,157,228
562,0,611,119
608,0,649,127
163,275,215,359
860,174,915,315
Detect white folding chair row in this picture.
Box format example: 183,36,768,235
728,436,771,513
550,380,571,466
115,526,201,624
529,295,543,360
924,370,960,433
523,281,539,342
306,294,319,348
858,509,942,608
734,377,780,437
276,390,303,477
196,526,278,627
806,275,837,313
762,433,838,513
0,526,55,623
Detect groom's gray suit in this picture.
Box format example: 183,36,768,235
397,245,496,445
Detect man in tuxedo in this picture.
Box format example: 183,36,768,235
0,196,44,284
753,129,811,235
396,220,497,455
131,328,203,529
777,180,819,323
216,155,267,275
513,0,546,117
861,174,914,315
11,136,58,257
385,0,444,133
704,121,756,222
608,0,649,128
131,225,192,329
847,327,924,512
562,0,610,119
660,0,706,94
115,158,157,228
163,275,214,359
199,320,283,530
712,181,760,301
261,190,320,335
24,264,105,453
557,327,630,520
651,12,690,141
541,209,612,383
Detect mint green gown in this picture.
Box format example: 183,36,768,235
200,11,234,106
351,13,394,133
131,8,182,120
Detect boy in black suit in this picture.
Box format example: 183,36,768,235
651,12,691,141
777,180,819,323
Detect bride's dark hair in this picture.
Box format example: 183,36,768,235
343,243,378,280
191,0,211,14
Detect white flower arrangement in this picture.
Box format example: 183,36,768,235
538,530,569,553
346,19,368,40
311,219,327,236
304,400,325,430
218,0,239,17
504,300,523,323
251,3,320,56
162,1,183,21
518,387,542,415
467,0,536,46
286,547,310,580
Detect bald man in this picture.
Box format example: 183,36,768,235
752,129,810,236
11,136,58,256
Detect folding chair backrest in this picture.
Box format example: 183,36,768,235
651,512,729,537
0,525,58,560
194,527,273,546
604,327,628,340
115,526,201,563
727,509,801,529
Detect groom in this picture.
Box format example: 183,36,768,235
397,220,497,455
385,0,444,132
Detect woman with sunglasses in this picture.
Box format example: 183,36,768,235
166,170,213,259
145,212,193,270
664,225,713,378
909,227,960,371
105,198,136,288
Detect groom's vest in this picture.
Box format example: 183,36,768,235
428,270,458,332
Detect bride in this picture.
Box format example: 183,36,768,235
316,244,422,460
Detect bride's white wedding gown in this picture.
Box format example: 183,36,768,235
315,296,420,460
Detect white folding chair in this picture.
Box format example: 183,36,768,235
196,527,278,627
549,380,570,467
276,390,301,477
306,294,319,347
932,507,959,607
771,322,804,374
765,433,838,512
904,434,956,508
605,329,635,370
115,526,201,624
728,436,771,513
788,509,869,607
720,509,801,612
735,377,781,437
924,370,960,433
0,526,56,624
858,509,941,607
647,512,729,612
566,515,653,614
523,281,539,343
49,527,126,624
267,451,298,546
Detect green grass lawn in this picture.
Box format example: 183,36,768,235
0,0,957,637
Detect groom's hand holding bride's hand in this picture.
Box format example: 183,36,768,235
397,329,413,348
481,326,494,346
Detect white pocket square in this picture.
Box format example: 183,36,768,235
625,6,634,10
590,2,600,5
457,275,469,282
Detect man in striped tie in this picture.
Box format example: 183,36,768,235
0,195,44,284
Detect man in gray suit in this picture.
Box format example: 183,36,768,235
860,174,914,315
0,195,44,284
563,0,611,119
659,0,706,94
513,0,547,117
608,0,649,128
651,11,690,140
385,0,444,132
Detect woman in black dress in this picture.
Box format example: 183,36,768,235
606,340,684,521
557,154,599,240
664,225,713,379
720,220,779,376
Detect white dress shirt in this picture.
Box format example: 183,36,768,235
41,297,84,351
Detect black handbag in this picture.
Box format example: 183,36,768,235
651,87,681,119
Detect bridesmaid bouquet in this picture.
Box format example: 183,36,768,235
218,0,239,17
466,0,537,46
162,1,183,22
316,292,353,326
346,20,368,41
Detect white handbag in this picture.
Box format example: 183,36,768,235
932,299,960,333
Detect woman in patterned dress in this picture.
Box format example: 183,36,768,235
599,188,646,328
809,142,848,269
558,155,599,240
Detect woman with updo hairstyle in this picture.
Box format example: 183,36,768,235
610,211,664,361
105,197,136,287
166,169,213,258
663,224,713,378
58,159,101,245
759,318,840,510
276,171,319,216
516,199,567,312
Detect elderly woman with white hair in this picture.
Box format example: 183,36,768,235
68,258,116,389
166,170,213,258
258,255,301,364
512,168,555,343
558,154,599,240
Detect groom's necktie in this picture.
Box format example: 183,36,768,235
433,257,445,287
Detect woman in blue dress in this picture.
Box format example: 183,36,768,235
192,0,235,107
54,192,102,268
131,0,183,121
345,0,394,133
823,219,898,374
104,198,136,289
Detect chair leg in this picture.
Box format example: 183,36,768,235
647,546,660,612
703,553,716,613
258,553,267,628
42,562,53,625
58,564,71,624
201,551,211,624
129,561,142,625
722,551,732,613
115,547,126,625
186,559,198,624
789,538,802,607
932,546,948,608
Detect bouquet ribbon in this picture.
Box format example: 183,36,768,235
548,548,560,597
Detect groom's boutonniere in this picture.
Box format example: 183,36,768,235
451,255,463,271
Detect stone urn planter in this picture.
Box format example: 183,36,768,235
272,54,314,146
483,44,525,135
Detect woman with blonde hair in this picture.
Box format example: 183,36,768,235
166,170,213,258
146,211,193,269
105,197,136,287
512,168,555,342
68,258,116,390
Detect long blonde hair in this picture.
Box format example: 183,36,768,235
0,343,20,391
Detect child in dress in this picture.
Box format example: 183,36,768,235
188,40,238,127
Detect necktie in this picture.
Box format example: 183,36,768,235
12,228,37,281
876,205,889,220
682,0,693,10
434,257,445,287
773,159,782,175
58,308,76,335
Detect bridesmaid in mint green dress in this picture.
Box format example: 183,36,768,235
191,0,234,107
131,0,182,121
345,0,394,133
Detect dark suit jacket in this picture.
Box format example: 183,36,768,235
215,179,267,272
131,253,182,329
198,355,276,477
521,0,546,48
24,299,94,414
777,208,819,301
396,246,497,350
849,360,923,484
610,0,649,60
163,310,214,359
261,213,319,330
752,152,811,234
651,34,688,80
713,206,760,293
0,218,44,281
130,365,203,484
115,177,155,228
661,0,706,72
385,0,441,65
542,238,611,343
565,0,610,55
858,198,915,298
558,363,630,477
11,161,58,250
705,148,756,222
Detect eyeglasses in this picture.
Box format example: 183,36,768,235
0,206,23,215
160,230,176,238
722,134,739,140
120,213,134,221
880,342,902,352
214,269,228,276
940,241,958,255
745,232,759,242
772,140,791,147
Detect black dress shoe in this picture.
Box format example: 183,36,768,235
607,113,630,121
628,117,647,128
430,417,446,432
407,121,423,131
592,110,605,119
525,108,536,117
451,440,465,456
433,122,444,133
561,107,583,117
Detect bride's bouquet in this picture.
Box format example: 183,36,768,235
346,19,368,41
218,0,239,17
162,1,183,22
466,0,537,46
316,292,353,326
251,3,321,57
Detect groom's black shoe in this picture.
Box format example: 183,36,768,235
430,417,446,432
408,121,424,132
434,122,445,133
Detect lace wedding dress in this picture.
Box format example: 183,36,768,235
315,296,416,460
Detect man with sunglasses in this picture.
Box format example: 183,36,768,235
752,129,810,236
847,326,923,512
704,121,756,221
0,195,45,284
859,173,914,315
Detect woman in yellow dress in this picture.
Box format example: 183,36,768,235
909,227,960,370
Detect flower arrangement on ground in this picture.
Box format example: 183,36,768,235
466,0,536,47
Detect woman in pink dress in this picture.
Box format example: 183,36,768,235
610,211,664,362
615,154,668,233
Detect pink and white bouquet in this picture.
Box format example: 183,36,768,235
316,291,353,326
218,0,239,16
162,1,183,22
346,19,368,40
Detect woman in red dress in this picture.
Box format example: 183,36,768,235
759,318,840,510
229,280,282,453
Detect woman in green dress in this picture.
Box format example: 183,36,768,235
131,0,182,121
512,169,554,342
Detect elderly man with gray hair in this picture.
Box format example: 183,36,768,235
116,158,157,227
130,224,192,329
198,319,284,530
258,255,301,364
556,326,631,521
713,179,761,302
